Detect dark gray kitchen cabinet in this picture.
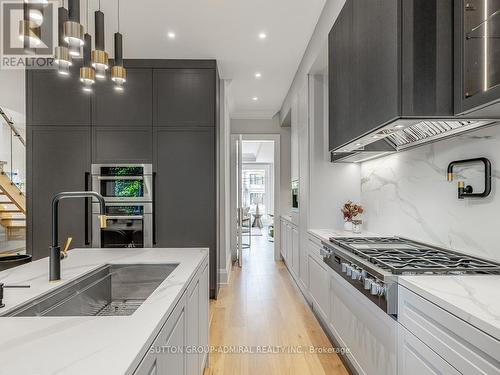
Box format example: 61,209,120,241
154,128,216,295
154,69,215,127
28,67,91,126
93,68,153,126
402,0,453,116
27,126,91,260
92,127,153,163
352,0,400,137
328,0,353,150
328,0,455,151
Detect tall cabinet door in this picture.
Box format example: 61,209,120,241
352,0,400,135
328,0,353,150
155,128,216,290
154,69,215,127
28,126,91,260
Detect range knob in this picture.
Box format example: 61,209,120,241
341,262,347,273
370,282,381,296
351,268,361,280
346,265,352,277
364,278,373,290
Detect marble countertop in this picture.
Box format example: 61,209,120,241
308,228,380,243
308,228,500,340
399,275,500,341
0,248,208,375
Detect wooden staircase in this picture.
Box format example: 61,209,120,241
0,162,26,240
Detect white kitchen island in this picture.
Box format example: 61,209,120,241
0,248,209,375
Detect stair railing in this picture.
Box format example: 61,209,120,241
0,107,26,193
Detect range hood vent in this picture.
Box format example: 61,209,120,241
332,119,499,163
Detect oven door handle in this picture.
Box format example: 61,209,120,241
97,176,144,181
105,215,144,220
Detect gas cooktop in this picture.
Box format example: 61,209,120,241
329,237,500,275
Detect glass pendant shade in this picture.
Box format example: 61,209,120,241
63,0,84,57
91,10,109,80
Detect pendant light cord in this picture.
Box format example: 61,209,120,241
117,0,120,32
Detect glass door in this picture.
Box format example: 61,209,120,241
463,0,500,98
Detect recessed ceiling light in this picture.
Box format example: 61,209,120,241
252,97,259,101
372,135,380,139
167,32,176,39
394,125,405,129
355,143,363,146
255,72,262,78
258,32,267,39
342,149,349,152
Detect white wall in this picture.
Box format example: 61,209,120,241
361,124,500,262
0,69,25,117
309,74,361,230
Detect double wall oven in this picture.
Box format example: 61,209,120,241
91,164,153,248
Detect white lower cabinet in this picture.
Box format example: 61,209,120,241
291,227,299,277
286,223,292,266
280,220,288,261
398,325,460,375
134,259,209,375
186,279,200,375
307,253,330,322
329,270,397,375
398,286,500,375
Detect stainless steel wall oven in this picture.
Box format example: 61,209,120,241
91,164,153,248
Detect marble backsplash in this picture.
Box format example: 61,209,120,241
360,123,500,262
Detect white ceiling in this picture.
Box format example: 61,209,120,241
89,0,326,119
242,141,274,163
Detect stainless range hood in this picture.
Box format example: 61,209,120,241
331,119,498,163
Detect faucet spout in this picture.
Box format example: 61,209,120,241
49,191,106,282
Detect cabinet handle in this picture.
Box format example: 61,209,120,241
152,171,157,245
84,172,90,246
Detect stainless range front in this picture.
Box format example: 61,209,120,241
322,237,500,318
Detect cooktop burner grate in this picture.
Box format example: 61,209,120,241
329,237,500,275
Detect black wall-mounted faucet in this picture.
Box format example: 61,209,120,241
447,158,492,199
49,192,107,282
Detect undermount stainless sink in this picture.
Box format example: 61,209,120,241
3,264,178,317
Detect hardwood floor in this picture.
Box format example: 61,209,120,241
206,235,349,375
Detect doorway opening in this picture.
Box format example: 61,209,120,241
231,135,280,268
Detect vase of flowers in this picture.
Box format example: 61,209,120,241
341,201,364,232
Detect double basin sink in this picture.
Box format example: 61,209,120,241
2,264,178,317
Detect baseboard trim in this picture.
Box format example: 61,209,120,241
218,256,232,285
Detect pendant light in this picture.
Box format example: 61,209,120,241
111,0,126,90
80,33,94,92
92,0,109,79
64,0,84,57
80,1,94,92
54,1,71,76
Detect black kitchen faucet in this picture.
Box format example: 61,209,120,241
49,192,107,282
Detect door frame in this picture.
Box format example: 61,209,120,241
230,134,281,261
